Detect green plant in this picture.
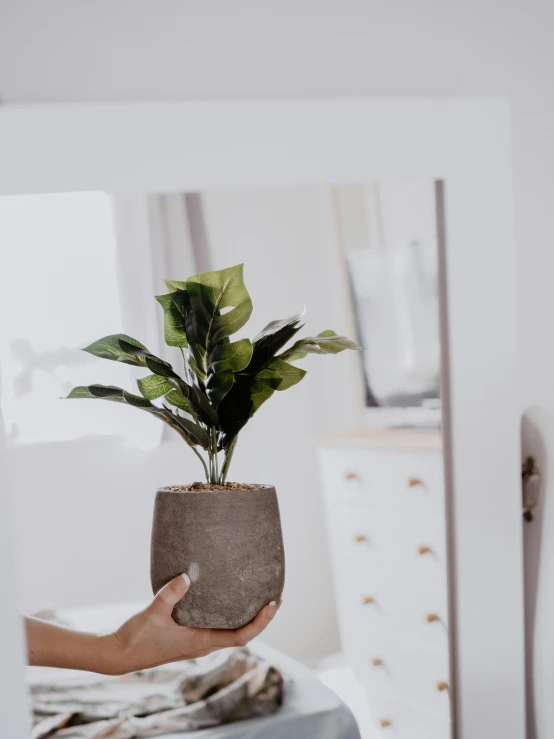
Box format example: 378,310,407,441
66,264,358,484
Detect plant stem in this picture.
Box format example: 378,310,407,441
164,414,210,481
208,450,214,483
191,445,210,482
210,427,219,484
220,435,238,484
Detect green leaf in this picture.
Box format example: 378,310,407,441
144,355,179,378
167,377,218,426
164,389,192,413
185,264,253,405
216,313,304,443
249,375,283,415
164,279,188,293
247,360,306,417
66,384,123,400
110,337,216,425
168,413,210,448
279,330,360,362
248,313,304,374
216,374,255,447
66,384,210,448
187,263,253,345
258,358,307,391
186,263,253,360
209,339,253,373
65,384,163,415
155,290,189,348
82,335,149,367
206,368,234,407
253,313,305,344
122,391,158,408
116,339,180,380
217,324,356,447
137,374,173,400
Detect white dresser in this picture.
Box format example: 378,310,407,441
316,429,452,738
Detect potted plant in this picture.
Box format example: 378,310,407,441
67,264,358,629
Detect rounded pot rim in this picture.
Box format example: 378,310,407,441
157,483,275,495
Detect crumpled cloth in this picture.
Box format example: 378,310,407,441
30,648,284,739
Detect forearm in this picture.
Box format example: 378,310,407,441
25,617,117,674
23,576,278,677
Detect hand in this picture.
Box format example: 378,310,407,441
101,574,280,675
25,575,280,675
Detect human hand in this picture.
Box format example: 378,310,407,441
101,574,280,675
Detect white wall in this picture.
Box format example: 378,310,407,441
0,0,550,414
0,392,30,735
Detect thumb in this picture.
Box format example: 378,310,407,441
149,573,190,617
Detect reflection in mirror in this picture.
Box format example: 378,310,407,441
332,182,440,417
1,181,450,739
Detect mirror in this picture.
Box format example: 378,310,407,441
1,179,451,737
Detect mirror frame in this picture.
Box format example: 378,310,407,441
0,98,524,739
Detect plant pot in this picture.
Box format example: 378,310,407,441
150,485,285,629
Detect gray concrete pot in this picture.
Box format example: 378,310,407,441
150,485,285,629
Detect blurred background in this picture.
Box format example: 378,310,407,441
1,182,438,665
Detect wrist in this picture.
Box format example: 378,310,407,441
96,632,127,676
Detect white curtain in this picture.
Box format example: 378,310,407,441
112,192,211,448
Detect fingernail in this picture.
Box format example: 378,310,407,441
181,573,190,586
269,600,277,609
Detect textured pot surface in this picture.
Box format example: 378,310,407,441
151,485,285,629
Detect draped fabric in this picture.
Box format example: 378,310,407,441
31,648,283,739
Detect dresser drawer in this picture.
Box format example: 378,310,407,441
335,571,449,652
328,505,448,582
344,622,451,720
392,644,452,719
318,447,445,517
370,700,452,739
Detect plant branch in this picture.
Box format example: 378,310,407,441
212,426,219,482
209,427,219,484
164,412,210,481
220,435,238,484
190,445,210,482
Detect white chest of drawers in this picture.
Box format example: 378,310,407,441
316,430,452,738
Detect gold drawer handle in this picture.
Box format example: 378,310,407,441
380,719,392,728
426,612,441,623
372,657,384,667
345,471,359,481
362,595,376,606
408,477,425,488
436,680,449,692
354,533,369,544
417,545,433,556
